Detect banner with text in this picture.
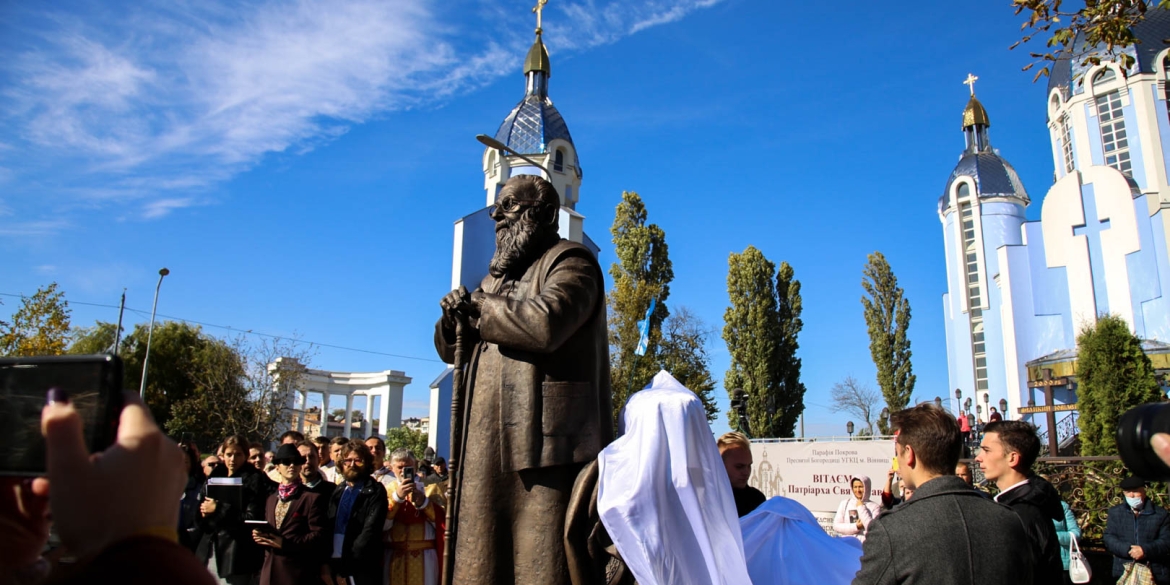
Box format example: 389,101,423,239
748,440,896,533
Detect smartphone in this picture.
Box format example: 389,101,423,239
0,354,124,476
403,466,415,479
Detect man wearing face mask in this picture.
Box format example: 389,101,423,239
1103,477,1170,584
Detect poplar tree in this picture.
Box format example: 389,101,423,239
0,283,72,357
861,252,915,433
608,191,672,424
607,192,718,423
723,246,805,438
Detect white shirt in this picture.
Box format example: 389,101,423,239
994,478,1030,502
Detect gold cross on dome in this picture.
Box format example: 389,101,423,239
963,73,979,96
533,0,548,34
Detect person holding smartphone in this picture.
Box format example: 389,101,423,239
199,434,276,585
253,444,328,585
384,448,446,585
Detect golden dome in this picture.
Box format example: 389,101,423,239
524,35,550,76
962,96,990,129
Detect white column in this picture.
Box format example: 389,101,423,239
377,389,390,437
296,390,308,434
321,392,331,437
364,395,374,438
344,395,354,439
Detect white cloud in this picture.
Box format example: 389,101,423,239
0,219,71,236
1,0,724,220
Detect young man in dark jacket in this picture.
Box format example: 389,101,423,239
1103,477,1170,584
327,440,388,585
976,420,1064,585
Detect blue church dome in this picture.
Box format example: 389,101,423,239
492,35,579,166
938,93,1029,213
1047,8,1170,99
493,94,575,156
939,151,1030,213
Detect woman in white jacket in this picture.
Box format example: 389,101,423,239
832,475,881,541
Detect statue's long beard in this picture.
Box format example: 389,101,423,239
489,220,553,278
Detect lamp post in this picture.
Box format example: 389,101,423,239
954,388,962,415
730,388,751,439
846,421,855,440
934,396,943,409
476,134,553,177
999,398,1008,417
879,407,889,435
139,268,170,400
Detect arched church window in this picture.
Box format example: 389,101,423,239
1095,88,1132,175
554,149,565,173
957,182,970,199
1093,67,1117,87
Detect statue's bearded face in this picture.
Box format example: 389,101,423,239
488,177,559,277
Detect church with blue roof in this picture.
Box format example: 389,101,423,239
940,13,1170,445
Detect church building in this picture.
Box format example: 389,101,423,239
940,11,1170,444
428,7,599,456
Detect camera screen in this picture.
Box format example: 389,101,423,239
0,358,114,474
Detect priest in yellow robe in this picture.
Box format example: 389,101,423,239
385,449,445,585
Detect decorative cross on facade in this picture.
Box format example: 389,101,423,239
533,0,548,34
963,73,979,96
1072,191,1112,314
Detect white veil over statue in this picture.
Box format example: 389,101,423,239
597,370,752,585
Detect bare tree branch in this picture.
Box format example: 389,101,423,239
829,375,883,435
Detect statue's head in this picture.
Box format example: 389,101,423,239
489,175,561,277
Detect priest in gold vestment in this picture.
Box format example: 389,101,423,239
384,448,445,585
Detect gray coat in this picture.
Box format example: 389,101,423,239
852,475,1035,585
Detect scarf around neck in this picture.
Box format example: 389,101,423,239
278,481,302,502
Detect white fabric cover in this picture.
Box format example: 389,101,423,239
740,496,864,585
597,370,752,585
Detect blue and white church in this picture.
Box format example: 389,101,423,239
940,13,1170,441
427,12,600,456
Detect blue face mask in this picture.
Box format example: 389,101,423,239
1127,496,1145,510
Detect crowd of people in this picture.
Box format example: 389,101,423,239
8,384,1170,585
175,429,450,585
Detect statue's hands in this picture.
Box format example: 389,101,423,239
440,286,478,329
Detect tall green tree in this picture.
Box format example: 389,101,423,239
657,306,719,421
861,252,915,433
68,321,121,355
1,283,72,357
723,246,805,438
607,191,673,424
385,427,430,458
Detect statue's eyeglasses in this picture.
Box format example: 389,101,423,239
488,198,545,216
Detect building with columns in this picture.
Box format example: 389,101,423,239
428,10,599,456
939,11,1170,443
273,357,411,440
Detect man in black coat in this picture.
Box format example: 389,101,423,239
326,440,388,585
853,404,1034,585
1103,476,1170,584
976,420,1064,585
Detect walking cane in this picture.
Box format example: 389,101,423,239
441,316,466,585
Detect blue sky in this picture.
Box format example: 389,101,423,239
0,0,1059,438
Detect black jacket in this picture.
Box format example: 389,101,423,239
996,475,1065,585
327,477,388,585
197,464,277,578
1104,500,1170,582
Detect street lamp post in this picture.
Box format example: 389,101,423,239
139,268,170,400
954,388,962,416
934,396,943,409
999,398,1008,417
730,388,751,439
846,421,855,440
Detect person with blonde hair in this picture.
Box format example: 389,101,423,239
717,431,766,517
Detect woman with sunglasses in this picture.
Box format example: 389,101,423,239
253,444,328,585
